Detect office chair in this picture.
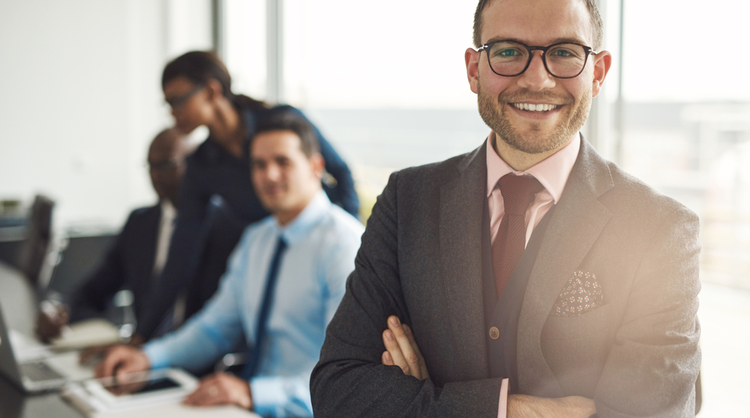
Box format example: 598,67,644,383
15,194,54,287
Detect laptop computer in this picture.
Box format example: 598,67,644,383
0,301,94,393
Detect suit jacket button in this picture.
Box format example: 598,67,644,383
489,326,500,340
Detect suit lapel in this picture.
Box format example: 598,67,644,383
517,138,614,396
136,205,161,294
439,142,490,379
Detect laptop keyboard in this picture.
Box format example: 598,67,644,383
20,361,64,382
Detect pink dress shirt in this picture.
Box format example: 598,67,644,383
486,132,580,247
486,131,580,418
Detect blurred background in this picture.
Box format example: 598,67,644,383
0,0,748,415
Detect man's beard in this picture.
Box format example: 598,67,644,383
477,81,590,155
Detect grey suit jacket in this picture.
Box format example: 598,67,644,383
311,137,701,418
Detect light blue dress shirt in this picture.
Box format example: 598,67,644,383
143,191,364,417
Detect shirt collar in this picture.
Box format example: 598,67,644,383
273,190,331,245
486,132,581,204
160,200,176,220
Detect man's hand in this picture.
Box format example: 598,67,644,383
35,300,69,342
509,394,596,418
183,372,253,409
381,315,430,381
380,317,596,417
94,344,150,380
79,333,145,366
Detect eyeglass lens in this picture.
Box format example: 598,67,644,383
486,41,588,78
165,84,204,109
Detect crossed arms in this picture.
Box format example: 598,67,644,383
310,168,701,418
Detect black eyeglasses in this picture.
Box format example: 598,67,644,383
478,40,597,79
165,83,205,109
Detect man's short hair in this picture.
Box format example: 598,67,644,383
254,111,320,158
472,0,604,50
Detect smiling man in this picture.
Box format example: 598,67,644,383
311,0,701,417
96,112,364,417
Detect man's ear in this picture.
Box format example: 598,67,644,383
591,50,612,98
465,48,481,94
309,153,325,179
205,78,224,101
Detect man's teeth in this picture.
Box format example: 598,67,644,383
513,103,558,112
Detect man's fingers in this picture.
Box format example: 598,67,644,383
382,316,430,381
387,316,422,379
382,328,410,375
403,324,430,379
97,350,121,378
382,351,393,366
94,346,149,379
184,386,209,406
185,379,217,406
184,374,243,407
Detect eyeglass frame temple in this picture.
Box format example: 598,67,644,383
477,41,599,79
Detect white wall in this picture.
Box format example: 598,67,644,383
0,0,212,230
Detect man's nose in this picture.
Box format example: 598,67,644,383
265,164,281,181
516,52,556,91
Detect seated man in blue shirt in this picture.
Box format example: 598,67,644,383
96,111,364,417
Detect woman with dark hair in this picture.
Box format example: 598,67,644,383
137,51,358,344
162,50,358,221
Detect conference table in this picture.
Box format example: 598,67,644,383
0,261,258,418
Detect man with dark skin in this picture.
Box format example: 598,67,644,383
311,0,700,416
36,128,190,345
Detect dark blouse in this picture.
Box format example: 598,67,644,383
179,104,359,222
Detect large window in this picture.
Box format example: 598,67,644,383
224,0,489,217
613,1,750,413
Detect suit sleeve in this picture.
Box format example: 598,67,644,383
311,172,502,418
67,214,131,322
594,206,701,417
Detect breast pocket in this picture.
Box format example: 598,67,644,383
542,304,615,341
541,305,617,396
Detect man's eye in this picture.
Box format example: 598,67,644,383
549,47,579,58
494,48,520,57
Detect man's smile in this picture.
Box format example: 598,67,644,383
510,102,560,112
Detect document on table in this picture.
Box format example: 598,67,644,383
89,403,259,418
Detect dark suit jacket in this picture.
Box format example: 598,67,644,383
311,138,701,418
68,203,222,341
68,205,161,325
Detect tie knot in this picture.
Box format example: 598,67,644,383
498,174,543,215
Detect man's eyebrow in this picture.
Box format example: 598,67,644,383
482,36,590,46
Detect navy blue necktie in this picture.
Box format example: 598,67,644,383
241,236,287,380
